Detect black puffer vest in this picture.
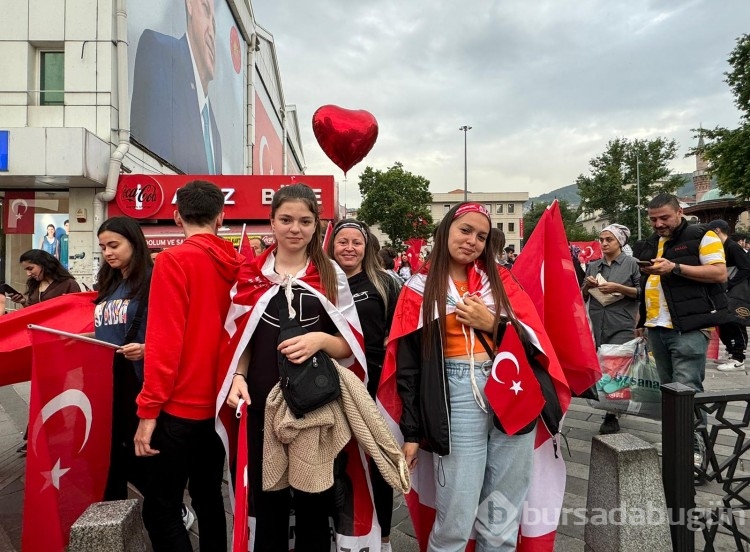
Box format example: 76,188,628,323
635,221,728,331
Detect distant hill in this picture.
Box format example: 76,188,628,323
526,173,698,211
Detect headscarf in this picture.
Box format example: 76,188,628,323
602,223,631,248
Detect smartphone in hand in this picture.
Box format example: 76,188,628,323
636,260,654,267
1,283,21,296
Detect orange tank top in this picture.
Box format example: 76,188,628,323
444,280,487,357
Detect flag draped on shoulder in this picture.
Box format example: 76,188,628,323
216,245,377,551
377,261,570,551
0,291,97,386
22,328,115,552
511,200,600,551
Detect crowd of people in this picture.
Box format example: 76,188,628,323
4,182,749,551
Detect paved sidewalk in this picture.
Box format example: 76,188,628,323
2,358,749,551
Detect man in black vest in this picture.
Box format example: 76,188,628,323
636,193,727,470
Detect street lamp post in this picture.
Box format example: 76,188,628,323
636,152,642,240
459,125,472,202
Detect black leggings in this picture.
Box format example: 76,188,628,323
247,408,333,552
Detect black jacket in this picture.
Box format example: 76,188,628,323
396,319,451,455
635,220,728,331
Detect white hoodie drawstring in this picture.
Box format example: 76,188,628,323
283,275,296,319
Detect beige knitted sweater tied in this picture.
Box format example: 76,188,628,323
263,361,410,495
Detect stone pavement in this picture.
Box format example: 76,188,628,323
2,358,749,551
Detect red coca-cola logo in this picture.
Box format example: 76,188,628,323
115,176,164,219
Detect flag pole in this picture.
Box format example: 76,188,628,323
240,222,247,246
28,324,120,349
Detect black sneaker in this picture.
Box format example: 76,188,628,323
599,413,620,435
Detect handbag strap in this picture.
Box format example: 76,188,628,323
124,294,147,345
476,331,495,358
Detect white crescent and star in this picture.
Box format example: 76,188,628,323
10,199,28,221
491,352,524,395
259,135,274,175
34,389,93,491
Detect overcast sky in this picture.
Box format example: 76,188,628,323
252,1,749,207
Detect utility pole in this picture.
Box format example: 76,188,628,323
459,125,472,202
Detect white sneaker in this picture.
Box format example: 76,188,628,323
717,360,746,372
181,504,195,531
380,542,392,552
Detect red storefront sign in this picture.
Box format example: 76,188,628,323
108,175,337,220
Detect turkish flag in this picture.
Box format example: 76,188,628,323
232,403,250,552
238,229,255,261
484,324,545,435
570,240,602,264
0,292,96,386
405,238,425,270
4,191,35,234
512,201,600,396
22,329,115,552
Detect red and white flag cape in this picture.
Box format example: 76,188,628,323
217,245,378,551
512,201,600,551
377,262,570,551
0,292,97,386
22,328,115,551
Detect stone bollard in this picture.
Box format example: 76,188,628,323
68,499,146,552
584,433,672,552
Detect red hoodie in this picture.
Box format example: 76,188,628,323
137,233,244,420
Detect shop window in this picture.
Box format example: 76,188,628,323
496,204,503,214
507,203,515,214
508,222,515,233
40,51,64,106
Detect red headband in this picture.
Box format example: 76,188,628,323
453,203,491,222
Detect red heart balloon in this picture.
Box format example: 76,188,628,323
312,105,378,175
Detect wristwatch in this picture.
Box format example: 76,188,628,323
671,263,682,276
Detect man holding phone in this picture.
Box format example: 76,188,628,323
635,193,727,471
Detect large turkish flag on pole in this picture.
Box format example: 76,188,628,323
22,328,116,552
512,201,600,395
4,191,35,234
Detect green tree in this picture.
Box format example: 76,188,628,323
690,34,750,198
523,200,597,243
576,137,684,238
356,162,434,248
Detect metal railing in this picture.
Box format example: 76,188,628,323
662,382,750,551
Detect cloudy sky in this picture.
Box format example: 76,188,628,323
252,1,749,207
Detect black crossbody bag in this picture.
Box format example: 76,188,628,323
476,327,563,436
276,291,340,418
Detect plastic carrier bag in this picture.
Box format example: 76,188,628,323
586,337,662,419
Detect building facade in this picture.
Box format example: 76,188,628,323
0,0,307,293
430,190,529,252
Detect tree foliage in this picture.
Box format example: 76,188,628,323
356,162,434,248
576,137,684,238
523,200,598,243
690,34,750,198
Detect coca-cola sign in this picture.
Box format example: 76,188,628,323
115,175,165,218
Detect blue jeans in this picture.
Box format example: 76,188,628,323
647,327,708,393
428,359,534,552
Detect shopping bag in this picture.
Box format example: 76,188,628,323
587,337,662,419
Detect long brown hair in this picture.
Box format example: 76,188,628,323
270,184,337,303
421,202,522,357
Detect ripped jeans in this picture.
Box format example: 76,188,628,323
428,359,535,552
